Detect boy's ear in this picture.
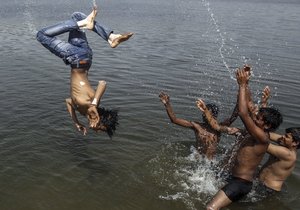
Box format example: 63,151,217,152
292,141,299,148
264,124,271,130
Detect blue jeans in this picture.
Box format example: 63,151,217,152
36,12,113,68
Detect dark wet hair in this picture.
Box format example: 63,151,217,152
285,127,300,149
258,107,282,132
202,103,219,124
97,107,119,138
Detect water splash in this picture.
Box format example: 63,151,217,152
201,0,231,75
149,143,224,209
92,0,97,8
24,0,37,35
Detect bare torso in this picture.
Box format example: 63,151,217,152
70,69,95,115
259,150,297,191
232,134,269,181
192,122,220,160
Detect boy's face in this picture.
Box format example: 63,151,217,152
278,133,294,148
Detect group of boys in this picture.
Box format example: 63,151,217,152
159,66,300,210
36,4,299,210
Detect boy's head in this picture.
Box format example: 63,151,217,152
256,107,282,132
92,107,119,138
285,127,300,149
202,103,219,124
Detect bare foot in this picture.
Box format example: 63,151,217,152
110,32,134,48
79,6,98,30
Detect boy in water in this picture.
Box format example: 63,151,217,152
257,87,300,195
199,79,299,200
196,66,271,175
258,127,300,196
36,5,133,136
202,67,282,210
159,92,238,160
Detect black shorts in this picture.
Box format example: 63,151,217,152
221,176,253,202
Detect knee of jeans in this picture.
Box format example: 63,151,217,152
71,12,86,21
36,30,44,42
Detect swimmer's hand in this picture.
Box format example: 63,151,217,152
87,106,100,128
236,68,250,85
196,99,207,112
159,91,170,105
76,123,87,135
243,64,251,74
261,86,271,108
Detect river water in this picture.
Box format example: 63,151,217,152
0,0,299,209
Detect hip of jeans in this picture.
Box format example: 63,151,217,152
64,52,92,68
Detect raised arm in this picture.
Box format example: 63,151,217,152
222,65,256,126
159,92,194,128
196,99,240,135
66,98,87,135
236,68,268,143
241,65,259,119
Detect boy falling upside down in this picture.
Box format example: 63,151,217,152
36,5,133,136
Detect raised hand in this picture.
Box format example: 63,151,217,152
196,99,207,112
236,67,250,85
159,91,170,105
261,86,271,107
243,64,251,73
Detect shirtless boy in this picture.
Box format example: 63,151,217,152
258,127,300,196
37,5,132,136
159,92,237,160
204,68,282,210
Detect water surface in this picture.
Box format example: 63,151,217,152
0,0,300,209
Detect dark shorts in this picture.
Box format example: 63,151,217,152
221,176,253,202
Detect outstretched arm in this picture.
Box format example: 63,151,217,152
196,99,240,135
236,68,268,143
267,143,294,161
269,132,283,143
66,98,87,135
159,92,194,128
